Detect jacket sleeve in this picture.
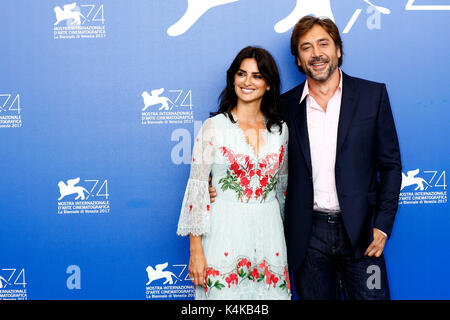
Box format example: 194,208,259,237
373,84,402,238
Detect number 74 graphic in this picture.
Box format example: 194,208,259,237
0,269,26,289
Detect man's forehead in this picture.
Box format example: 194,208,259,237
298,25,333,45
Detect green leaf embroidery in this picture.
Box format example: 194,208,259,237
214,281,225,290
218,170,244,200
257,274,265,282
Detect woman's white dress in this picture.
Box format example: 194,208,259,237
177,113,291,300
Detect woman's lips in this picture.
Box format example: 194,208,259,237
241,88,255,94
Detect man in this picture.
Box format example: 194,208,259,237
280,16,401,299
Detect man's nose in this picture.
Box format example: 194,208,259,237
311,45,321,58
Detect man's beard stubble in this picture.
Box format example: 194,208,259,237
305,56,338,82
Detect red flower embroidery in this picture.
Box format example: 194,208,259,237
260,175,269,187
230,162,240,173
259,260,266,269
279,145,284,164
225,273,238,288
264,267,271,285
251,268,259,281
240,176,250,187
237,258,251,269
189,205,192,212
270,274,279,288
219,146,284,202
206,204,210,211
206,267,220,277
235,169,244,178
284,267,291,290
203,258,290,293
220,147,237,165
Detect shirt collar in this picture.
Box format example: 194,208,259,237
299,68,343,104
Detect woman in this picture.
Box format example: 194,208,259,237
177,46,290,300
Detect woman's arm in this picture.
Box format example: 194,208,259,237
189,234,207,288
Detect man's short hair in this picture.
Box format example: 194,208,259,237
290,15,343,73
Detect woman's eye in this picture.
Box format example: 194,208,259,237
237,71,245,77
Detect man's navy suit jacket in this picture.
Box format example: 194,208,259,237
280,72,402,270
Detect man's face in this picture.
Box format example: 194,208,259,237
296,24,341,82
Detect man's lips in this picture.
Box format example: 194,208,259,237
310,61,328,70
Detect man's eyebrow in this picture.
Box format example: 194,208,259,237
300,38,330,47
299,41,311,47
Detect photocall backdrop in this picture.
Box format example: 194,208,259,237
0,0,448,300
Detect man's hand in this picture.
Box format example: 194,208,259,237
364,228,386,257
208,177,216,203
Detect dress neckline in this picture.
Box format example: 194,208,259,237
231,112,268,159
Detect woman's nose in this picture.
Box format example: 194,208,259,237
244,75,252,86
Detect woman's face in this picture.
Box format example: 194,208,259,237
234,58,270,105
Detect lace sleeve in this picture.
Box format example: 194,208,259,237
276,123,288,222
177,118,215,236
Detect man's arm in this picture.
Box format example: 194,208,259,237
364,84,401,257
373,84,402,239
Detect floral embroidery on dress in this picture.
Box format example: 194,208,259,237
218,145,284,203
204,257,290,295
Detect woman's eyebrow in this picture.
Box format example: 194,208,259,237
238,69,261,74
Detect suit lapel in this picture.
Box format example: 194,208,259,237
337,73,359,153
291,85,312,174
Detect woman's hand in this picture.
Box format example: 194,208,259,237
189,235,207,288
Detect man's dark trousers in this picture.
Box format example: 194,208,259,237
292,211,390,299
